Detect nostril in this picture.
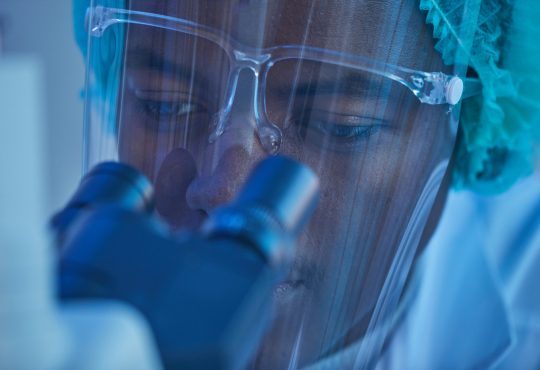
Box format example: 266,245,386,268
186,145,256,213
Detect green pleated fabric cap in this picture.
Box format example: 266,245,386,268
421,0,540,193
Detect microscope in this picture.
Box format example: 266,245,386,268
52,156,319,370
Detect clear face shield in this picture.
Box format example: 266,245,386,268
83,0,472,368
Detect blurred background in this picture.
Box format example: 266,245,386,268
0,1,84,214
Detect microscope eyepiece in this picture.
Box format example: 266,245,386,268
69,162,154,212
51,162,154,241
202,156,320,265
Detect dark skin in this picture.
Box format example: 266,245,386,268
115,0,458,368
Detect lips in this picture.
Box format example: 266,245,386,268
273,259,317,300
274,279,306,300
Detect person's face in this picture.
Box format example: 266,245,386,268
115,0,456,367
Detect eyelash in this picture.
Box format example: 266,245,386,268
289,112,384,149
138,99,206,118
310,121,380,139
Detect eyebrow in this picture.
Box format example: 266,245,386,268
126,48,210,90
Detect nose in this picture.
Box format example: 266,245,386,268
186,70,269,213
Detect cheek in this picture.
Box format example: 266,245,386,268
289,103,454,334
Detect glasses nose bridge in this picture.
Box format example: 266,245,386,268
232,50,271,71
227,50,270,118
209,51,282,154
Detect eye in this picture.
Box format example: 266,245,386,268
309,121,381,139
288,110,387,150
132,89,210,120
139,99,206,118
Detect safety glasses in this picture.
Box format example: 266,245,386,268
87,6,482,154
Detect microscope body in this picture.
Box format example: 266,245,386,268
54,158,319,370
60,205,274,370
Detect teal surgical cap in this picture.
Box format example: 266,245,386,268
73,0,540,194
421,0,540,193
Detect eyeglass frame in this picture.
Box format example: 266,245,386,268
87,6,482,153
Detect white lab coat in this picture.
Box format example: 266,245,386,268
378,173,540,369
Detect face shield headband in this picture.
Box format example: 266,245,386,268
81,1,478,368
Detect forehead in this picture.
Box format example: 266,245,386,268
128,0,439,70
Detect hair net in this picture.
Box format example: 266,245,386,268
420,0,540,193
